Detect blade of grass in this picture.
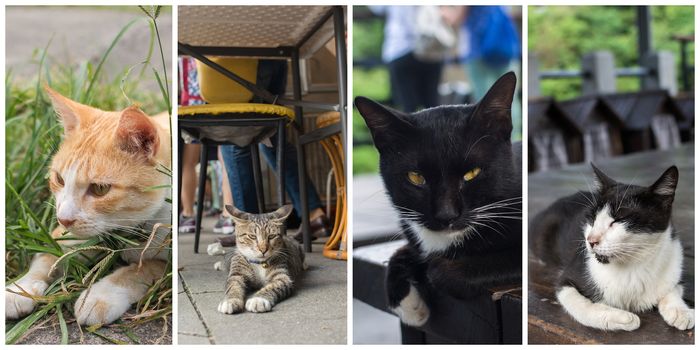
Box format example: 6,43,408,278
56,304,69,345
84,18,139,103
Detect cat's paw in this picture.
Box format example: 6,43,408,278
660,306,694,330
217,299,244,314
391,285,430,327
601,309,640,331
75,282,131,326
245,297,273,313
5,279,48,319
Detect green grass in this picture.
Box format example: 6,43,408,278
5,6,171,344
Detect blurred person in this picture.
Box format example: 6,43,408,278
219,59,330,244
179,56,234,234
457,6,522,136
370,6,459,113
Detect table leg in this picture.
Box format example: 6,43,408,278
292,50,312,253
194,144,209,254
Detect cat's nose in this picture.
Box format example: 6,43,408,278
58,217,76,228
434,206,459,224
587,237,600,248
259,245,268,255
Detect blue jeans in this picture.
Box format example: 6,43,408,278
220,140,322,216
221,59,322,216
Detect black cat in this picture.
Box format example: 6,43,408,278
355,72,522,327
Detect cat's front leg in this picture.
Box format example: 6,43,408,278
6,254,58,319
557,285,640,331
245,267,293,313
386,245,430,327
658,284,694,330
75,259,166,326
218,273,247,314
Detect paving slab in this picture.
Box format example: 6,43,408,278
178,217,347,344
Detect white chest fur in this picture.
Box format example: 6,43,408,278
252,263,269,284
587,227,683,312
408,222,470,256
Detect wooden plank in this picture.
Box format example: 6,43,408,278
354,240,522,344
528,258,694,344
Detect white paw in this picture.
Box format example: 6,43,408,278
661,306,695,330
75,281,131,326
392,285,430,327
601,309,640,331
217,299,243,314
245,296,273,313
5,279,48,319
213,261,224,271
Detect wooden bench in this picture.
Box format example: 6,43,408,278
354,240,522,344
528,144,695,344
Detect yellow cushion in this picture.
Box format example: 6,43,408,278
178,103,295,121
197,58,258,104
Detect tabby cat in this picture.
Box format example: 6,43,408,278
355,72,522,327
216,205,306,314
530,164,694,331
5,87,171,326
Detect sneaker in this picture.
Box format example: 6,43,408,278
205,208,222,217
179,214,195,234
213,216,235,235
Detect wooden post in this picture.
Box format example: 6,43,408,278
642,51,677,95
582,51,616,95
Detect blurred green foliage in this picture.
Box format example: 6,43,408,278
529,6,694,100
352,7,387,174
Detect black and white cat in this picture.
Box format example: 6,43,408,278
355,72,522,327
530,164,694,331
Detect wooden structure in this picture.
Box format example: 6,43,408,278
602,90,687,153
528,145,694,344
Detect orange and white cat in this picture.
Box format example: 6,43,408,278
5,87,171,326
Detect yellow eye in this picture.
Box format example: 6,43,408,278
89,183,111,197
407,171,426,186
463,167,481,181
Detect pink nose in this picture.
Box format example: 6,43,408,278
587,237,600,248
58,218,76,228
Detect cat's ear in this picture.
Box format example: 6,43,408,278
45,86,84,136
471,72,516,141
591,163,616,190
649,166,678,197
225,205,251,223
116,106,160,159
270,204,293,223
354,96,414,151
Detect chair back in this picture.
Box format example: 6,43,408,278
196,57,258,104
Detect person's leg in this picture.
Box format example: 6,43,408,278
258,140,323,219
220,145,259,213
180,143,201,217
418,60,443,109
388,53,421,113
219,147,234,211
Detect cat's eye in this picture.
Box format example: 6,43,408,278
463,167,482,182
55,173,65,186
268,234,278,239
89,183,111,197
407,171,426,186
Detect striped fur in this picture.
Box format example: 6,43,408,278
217,205,306,314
